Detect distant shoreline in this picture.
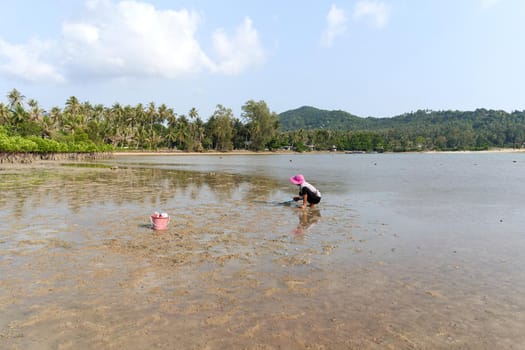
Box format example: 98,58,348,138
114,150,299,156
1,148,523,168
421,148,525,154
113,148,525,156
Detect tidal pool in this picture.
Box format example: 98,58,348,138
1,153,524,349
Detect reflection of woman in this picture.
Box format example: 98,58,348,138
294,208,321,235
290,174,322,210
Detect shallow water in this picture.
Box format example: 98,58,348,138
1,153,524,349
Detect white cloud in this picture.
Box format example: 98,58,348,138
353,0,391,28
0,0,266,83
61,1,215,78
212,17,265,75
320,4,348,47
0,38,65,83
62,23,99,45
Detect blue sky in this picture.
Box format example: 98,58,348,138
0,0,524,119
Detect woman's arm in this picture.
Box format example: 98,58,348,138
301,193,308,209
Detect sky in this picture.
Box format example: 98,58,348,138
0,0,524,119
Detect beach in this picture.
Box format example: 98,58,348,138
1,152,525,349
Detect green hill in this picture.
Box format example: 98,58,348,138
278,106,371,131
279,106,525,134
277,106,525,150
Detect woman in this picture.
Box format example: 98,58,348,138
290,174,322,209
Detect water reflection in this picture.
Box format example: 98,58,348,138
0,166,282,217
0,165,294,254
293,208,322,236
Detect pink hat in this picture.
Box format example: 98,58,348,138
290,174,305,185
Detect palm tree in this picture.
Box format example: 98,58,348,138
27,99,44,123
49,106,62,125
189,107,198,120
175,115,190,150
123,105,136,147
0,102,11,126
166,110,178,149
64,96,80,116
40,115,56,138
148,129,162,150
146,102,157,149
87,103,105,143
187,107,203,151
108,103,127,147
60,113,77,135
193,117,205,151
7,88,25,109
157,103,170,124
10,103,28,134
61,96,82,135
134,103,146,148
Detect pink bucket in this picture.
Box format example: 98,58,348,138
150,213,170,230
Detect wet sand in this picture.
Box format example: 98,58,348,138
1,158,524,349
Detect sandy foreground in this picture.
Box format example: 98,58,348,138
0,163,363,349
1,155,525,349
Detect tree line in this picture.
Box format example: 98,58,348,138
0,89,280,153
1,88,524,154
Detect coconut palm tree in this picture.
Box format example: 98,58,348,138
192,117,205,152
86,103,105,143
7,88,24,109
165,111,178,149
49,106,62,126
189,107,198,120
145,102,158,149
134,103,146,148
27,99,44,123
64,96,80,116
175,115,190,150
9,103,28,134
187,107,203,151
60,96,82,135
0,102,11,126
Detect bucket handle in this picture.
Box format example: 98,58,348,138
150,215,170,224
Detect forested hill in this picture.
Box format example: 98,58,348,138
278,106,525,134
278,106,525,150
278,106,368,130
